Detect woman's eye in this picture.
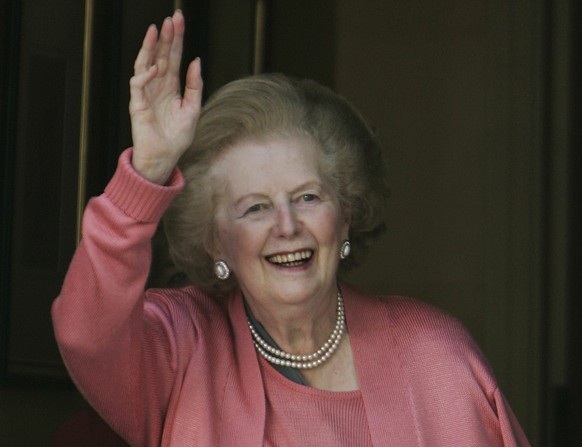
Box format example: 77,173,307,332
301,194,317,202
246,203,265,214
240,202,272,218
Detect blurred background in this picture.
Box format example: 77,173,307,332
1,0,580,445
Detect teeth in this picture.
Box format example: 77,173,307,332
268,250,313,265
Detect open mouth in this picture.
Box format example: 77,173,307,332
266,250,313,267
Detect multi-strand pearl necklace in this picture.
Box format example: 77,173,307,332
247,291,345,370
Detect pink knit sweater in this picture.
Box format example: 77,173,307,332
52,149,530,446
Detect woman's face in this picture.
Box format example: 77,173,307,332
209,136,349,312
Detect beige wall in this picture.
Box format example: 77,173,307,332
336,0,491,333
332,0,546,443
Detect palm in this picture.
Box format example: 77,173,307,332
133,73,193,155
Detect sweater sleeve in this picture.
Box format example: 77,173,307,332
51,148,185,446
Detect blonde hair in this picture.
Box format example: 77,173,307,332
164,74,389,294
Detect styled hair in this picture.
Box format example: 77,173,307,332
163,73,389,294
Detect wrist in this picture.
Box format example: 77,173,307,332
131,152,178,185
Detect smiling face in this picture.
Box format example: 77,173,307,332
209,136,349,316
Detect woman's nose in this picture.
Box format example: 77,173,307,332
274,204,300,237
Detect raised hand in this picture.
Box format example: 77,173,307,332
129,10,203,184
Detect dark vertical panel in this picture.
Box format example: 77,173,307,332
567,0,582,444
204,0,255,94
539,0,552,444
6,0,84,379
182,1,210,90
1,0,211,383
0,0,21,378
265,0,336,88
84,0,124,198
17,56,66,268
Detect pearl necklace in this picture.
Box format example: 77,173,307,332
247,291,345,370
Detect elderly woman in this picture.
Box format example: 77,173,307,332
52,10,530,447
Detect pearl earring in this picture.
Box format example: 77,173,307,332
340,240,351,260
214,260,230,280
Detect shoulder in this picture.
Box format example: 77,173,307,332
345,285,504,426
345,284,469,339
343,283,493,376
383,295,473,343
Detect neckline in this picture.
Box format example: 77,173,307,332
258,355,362,397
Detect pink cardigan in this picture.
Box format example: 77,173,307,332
52,149,530,446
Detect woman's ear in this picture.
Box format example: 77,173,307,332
341,206,351,240
341,225,350,242
203,228,224,262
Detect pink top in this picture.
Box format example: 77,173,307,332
260,356,373,446
52,149,530,446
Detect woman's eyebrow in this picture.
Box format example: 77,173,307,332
232,179,324,206
232,192,269,209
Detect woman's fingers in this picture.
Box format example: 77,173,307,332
134,10,186,80
168,10,185,76
133,24,158,75
128,64,158,115
154,17,174,77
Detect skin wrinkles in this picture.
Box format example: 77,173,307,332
208,136,350,357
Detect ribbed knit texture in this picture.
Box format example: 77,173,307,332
261,356,373,446
52,149,531,446
105,148,184,223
